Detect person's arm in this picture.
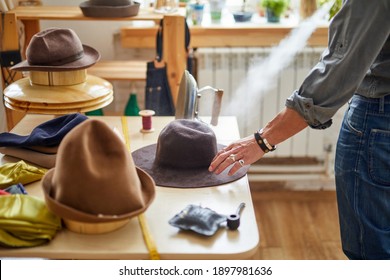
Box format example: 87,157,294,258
209,107,307,175
288,0,390,128
209,0,390,176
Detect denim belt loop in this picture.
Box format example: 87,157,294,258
379,96,385,113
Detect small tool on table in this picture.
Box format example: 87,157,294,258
227,202,246,230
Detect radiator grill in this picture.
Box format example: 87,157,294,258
196,46,327,158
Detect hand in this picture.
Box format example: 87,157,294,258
208,134,264,176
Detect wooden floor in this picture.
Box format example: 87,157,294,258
249,189,347,260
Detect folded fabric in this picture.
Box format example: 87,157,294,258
0,113,88,148
0,160,47,189
5,183,28,195
0,146,56,168
0,194,62,247
26,145,58,154
0,189,10,195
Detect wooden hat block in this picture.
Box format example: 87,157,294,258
3,69,113,114
29,69,88,86
63,218,130,234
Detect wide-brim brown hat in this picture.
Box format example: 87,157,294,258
79,0,140,18
11,28,100,72
132,119,249,188
42,119,156,228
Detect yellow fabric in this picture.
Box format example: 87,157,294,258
0,194,62,247
121,116,160,260
0,160,47,189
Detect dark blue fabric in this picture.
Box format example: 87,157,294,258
0,113,88,147
145,61,175,116
5,183,27,195
145,18,191,116
335,94,390,259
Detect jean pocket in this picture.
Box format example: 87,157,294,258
369,129,390,186
344,104,363,136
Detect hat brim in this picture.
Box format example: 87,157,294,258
10,45,100,72
132,144,250,188
79,1,140,18
41,167,156,223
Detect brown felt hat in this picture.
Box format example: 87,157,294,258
11,28,100,72
79,0,140,18
42,119,155,233
132,119,249,188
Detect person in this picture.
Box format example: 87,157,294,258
208,0,390,260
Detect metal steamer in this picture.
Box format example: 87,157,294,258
175,70,223,126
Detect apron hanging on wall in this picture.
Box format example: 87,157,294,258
144,18,191,116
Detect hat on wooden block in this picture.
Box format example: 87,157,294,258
11,28,100,72
6,28,112,115
79,0,140,18
41,119,156,234
132,119,250,188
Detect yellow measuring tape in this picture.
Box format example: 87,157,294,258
121,116,160,260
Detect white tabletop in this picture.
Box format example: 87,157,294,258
0,114,259,259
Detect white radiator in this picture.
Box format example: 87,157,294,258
196,46,329,159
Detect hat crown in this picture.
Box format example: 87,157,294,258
49,119,154,219
156,119,218,169
89,0,132,6
26,28,84,66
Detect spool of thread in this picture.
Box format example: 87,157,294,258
139,110,155,133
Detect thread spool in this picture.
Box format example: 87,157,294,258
139,110,155,133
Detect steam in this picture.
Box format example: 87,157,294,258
227,2,334,120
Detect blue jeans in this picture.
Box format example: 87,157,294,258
335,94,390,259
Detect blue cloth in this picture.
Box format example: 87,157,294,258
0,113,88,148
5,183,27,195
335,94,390,260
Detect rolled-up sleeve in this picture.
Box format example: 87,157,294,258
286,0,390,129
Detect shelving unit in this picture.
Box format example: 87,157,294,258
121,24,329,49
0,5,187,130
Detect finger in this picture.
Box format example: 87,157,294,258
211,148,227,162
209,150,232,172
211,152,242,175
228,158,245,176
212,143,235,160
228,161,242,176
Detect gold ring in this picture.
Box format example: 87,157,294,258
229,154,236,162
238,159,245,166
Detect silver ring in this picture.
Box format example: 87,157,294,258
238,159,245,166
229,154,236,162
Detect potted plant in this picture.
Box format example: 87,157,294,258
319,0,342,20
261,0,289,23
232,0,254,22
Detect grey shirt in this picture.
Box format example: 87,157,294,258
286,0,390,129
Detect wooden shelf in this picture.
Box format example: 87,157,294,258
88,60,147,82
121,23,329,49
7,6,166,22
0,6,187,130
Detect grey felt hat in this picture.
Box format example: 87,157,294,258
132,119,249,188
11,28,100,72
79,0,140,18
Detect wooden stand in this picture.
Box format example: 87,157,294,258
4,70,113,114
0,6,187,130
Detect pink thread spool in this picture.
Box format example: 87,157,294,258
139,110,155,133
